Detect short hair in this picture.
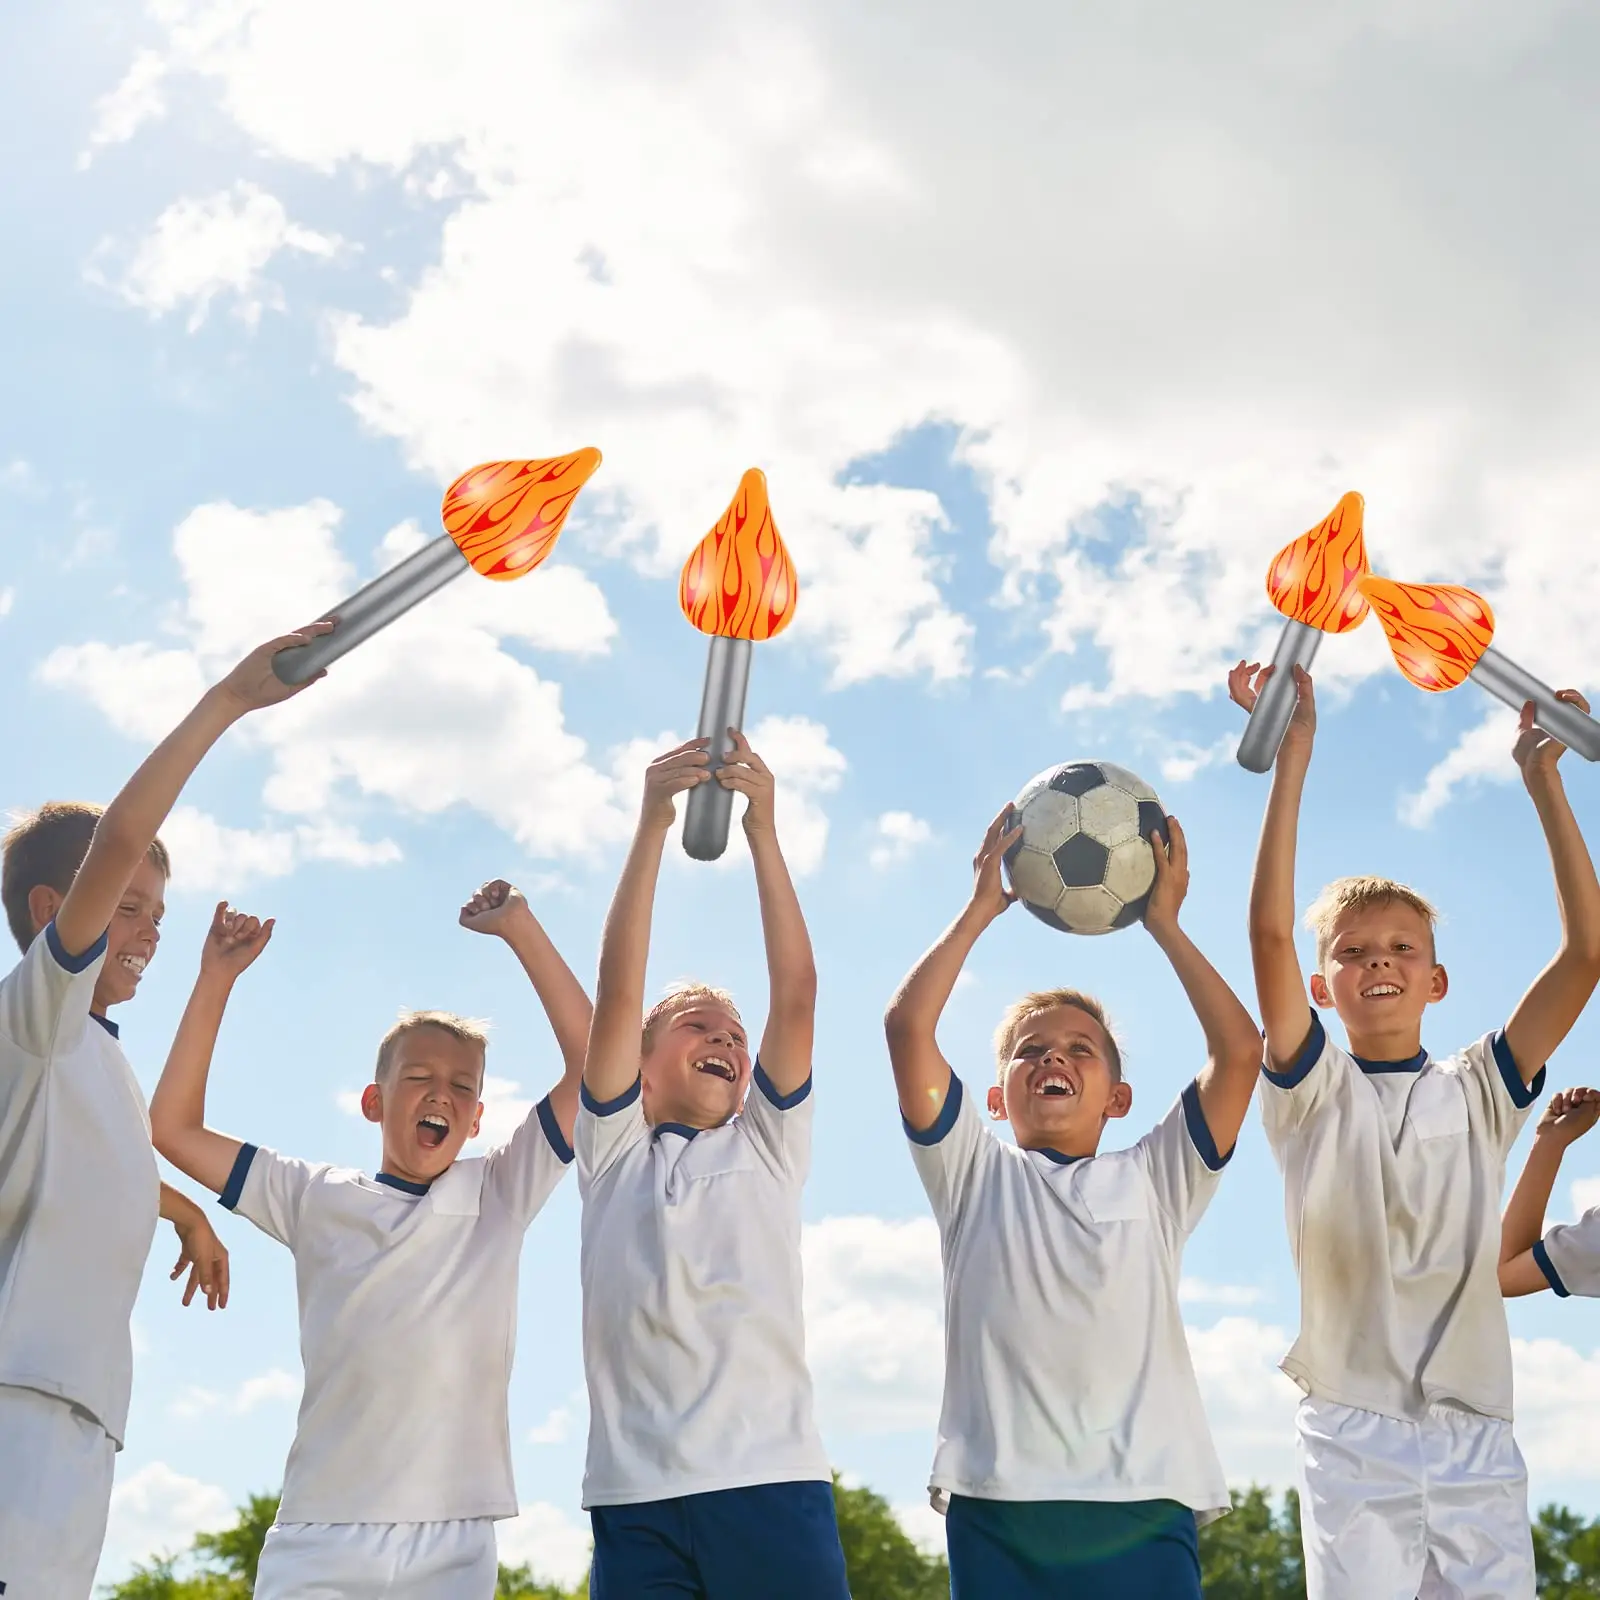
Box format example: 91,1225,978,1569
642,982,743,1052
374,1010,490,1084
1304,876,1441,970
993,989,1124,1084
1,802,171,954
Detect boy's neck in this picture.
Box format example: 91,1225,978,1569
1339,1013,1425,1063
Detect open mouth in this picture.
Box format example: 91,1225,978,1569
417,1114,450,1150
119,954,148,979
694,1056,737,1084
1362,983,1403,1000
1032,1070,1077,1099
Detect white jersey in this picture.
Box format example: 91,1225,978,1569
1538,1207,1600,1299
575,1067,831,1507
908,1071,1232,1521
223,1097,573,1523
0,924,159,1445
1261,1013,1542,1422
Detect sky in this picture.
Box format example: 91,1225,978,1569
4,0,1600,1588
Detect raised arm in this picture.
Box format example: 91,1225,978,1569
53,624,330,959
717,730,815,1096
1500,1086,1600,1296
584,739,711,1105
460,879,593,1143
1231,661,1318,1069
885,809,1020,1132
1143,816,1261,1155
1503,693,1600,1080
150,903,274,1194
159,1182,231,1311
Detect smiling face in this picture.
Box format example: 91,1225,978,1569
640,1000,751,1130
361,1025,484,1186
987,1003,1131,1156
93,857,166,1011
1311,898,1447,1057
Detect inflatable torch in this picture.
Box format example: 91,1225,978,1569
679,468,798,861
1237,492,1371,772
272,449,602,685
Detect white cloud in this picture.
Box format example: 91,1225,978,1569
528,1390,586,1446
99,1461,231,1578
0,588,13,618
1178,1278,1270,1308
39,497,630,865
496,1502,592,1588
1401,706,1521,827
892,1498,947,1556
82,48,169,163
95,181,342,329
1514,1336,1600,1480
1160,735,1240,787
870,810,933,870
160,805,400,893
1187,1314,1303,1490
171,1365,301,1420
1572,1176,1600,1217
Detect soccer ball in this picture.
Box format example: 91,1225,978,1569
1003,761,1169,935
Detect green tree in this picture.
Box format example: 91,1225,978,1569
833,1475,950,1600
1198,1485,1305,1599
191,1492,280,1590
1534,1503,1600,1597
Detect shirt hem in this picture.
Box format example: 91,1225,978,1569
1280,1362,1514,1424
1492,1029,1545,1108
581,1077,642,1117
537,1095,575,1165
219,1143,258,1211
1534,1239,1571,1298
43,920,108,975
1262,1013,1325,1089
931,1480,1231,1523
581,1464,834,1510
276,1502,520,1524
0,1374,124,1448
904,1071,963,1146
753,1060,813,1110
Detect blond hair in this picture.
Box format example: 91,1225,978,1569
374,1010,490,1083
642,981,743,1052
1304,876,1441,970
993,989,1123,1083
2,802,171,953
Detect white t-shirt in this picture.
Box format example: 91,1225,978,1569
908,1071,1233,1521
0,923,159,1445
575,1066,831,1508
1261,1013,1543,1422
222,1096,573,1523
1538,1209,1600,1299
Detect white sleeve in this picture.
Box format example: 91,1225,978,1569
483,1093,575,1226
575,1077,650,1191
1259,1013,1348,1142
1538,1208,1600,1299
1442,1030,1545,1155
0,923,106,1062
905,1072,991,1231
733,1062,813,1180
1135,1079,1233,1237
220,1144,320,1249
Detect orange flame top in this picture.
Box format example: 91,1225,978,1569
1356,576,1496,692
1265,493,1371,633
441,448,602,581
679,468,798,640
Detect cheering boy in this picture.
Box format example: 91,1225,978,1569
1500,1085,1600,1299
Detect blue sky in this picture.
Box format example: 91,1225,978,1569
5,0,1600,1587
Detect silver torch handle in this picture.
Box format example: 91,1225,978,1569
683,637,753,862
272,539,471,685
1469,648,1600,762
1236,621,1322,773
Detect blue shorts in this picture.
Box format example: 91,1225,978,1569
947,1495,1201,1600
589,1481,850,1600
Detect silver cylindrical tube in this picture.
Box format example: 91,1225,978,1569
1469,648,1600,762
272,538,471,685
1237,620,1322,773
683,637,753,862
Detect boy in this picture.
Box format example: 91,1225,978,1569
149,878,591,1599
578,731,849,1599
0,623,329,1600
883,806,1263,1599
1500,1084,1600,1298
1230,661,1600,1599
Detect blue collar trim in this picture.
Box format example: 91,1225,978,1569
1033,1147,1086,1165
375,1172,432,1196
91,1013,120,1039
1353,1047,1429,1075
654,1122,702,1142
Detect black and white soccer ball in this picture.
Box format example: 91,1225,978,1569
1003,761,1170,935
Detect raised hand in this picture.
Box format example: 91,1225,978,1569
1514,690,1591,786
170,1207,230,1311
1228,660,1316,752
971,806,1024,924
1142,814,1189,936
716,729,778,839
215,622,337,714
640,738,712,831
1535,1085,1600,1147
459,878,532,938
199,901,274,982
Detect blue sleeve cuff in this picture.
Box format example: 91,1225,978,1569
1491,1030,1545,1109
904,1071,963,1146
1533,1238,1571,1298
219,1144,258,1211
753,1060,813,1110
1182,1079,1233,1171
44,920,108,975
536,1095,575,1165
580,1076,642,1118
1263,1013,1325,1090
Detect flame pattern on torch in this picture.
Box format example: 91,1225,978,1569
1355,576,1496,692
1265,492,1372,633
442,448,602,581
679,468,798,640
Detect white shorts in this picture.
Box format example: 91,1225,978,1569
0,1383,117,1600
1296,1395,1534,1600
254,1518,498,1599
